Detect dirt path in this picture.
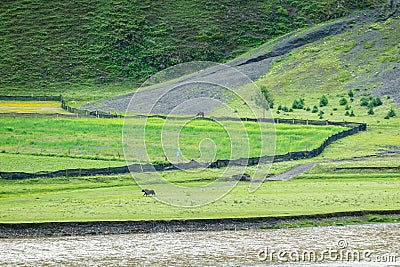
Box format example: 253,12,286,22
267,163,316,181
265,151,400,182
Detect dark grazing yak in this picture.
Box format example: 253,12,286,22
196,111,205,118
142,189,156,196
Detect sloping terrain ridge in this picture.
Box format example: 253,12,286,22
83,9,400,114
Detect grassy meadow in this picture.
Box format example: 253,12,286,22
0,116,346,172
0,101,66,114
0,112,398,222
0,153,126,173
0,162,399,222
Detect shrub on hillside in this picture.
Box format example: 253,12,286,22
259,86,274,109
384,107,396,119
319,95,328,107
254,85,274,117
292,98,305,109
372,97,382,106
360,97,369,106
360,96,382,107
368,107,374,115
339,97,348,105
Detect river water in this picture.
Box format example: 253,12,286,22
0,223,399,266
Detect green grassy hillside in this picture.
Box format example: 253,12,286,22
256,16,400,120
249,15,400,161
0,0,386,101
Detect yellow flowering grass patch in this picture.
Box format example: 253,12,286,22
0,101,67,114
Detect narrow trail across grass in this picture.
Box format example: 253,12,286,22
267,163,316,181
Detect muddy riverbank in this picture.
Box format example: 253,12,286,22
1,210,399,238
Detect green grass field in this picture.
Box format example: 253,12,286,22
0,153,125,173
0,161,398,222
0,117,345,171
0,101,66,114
